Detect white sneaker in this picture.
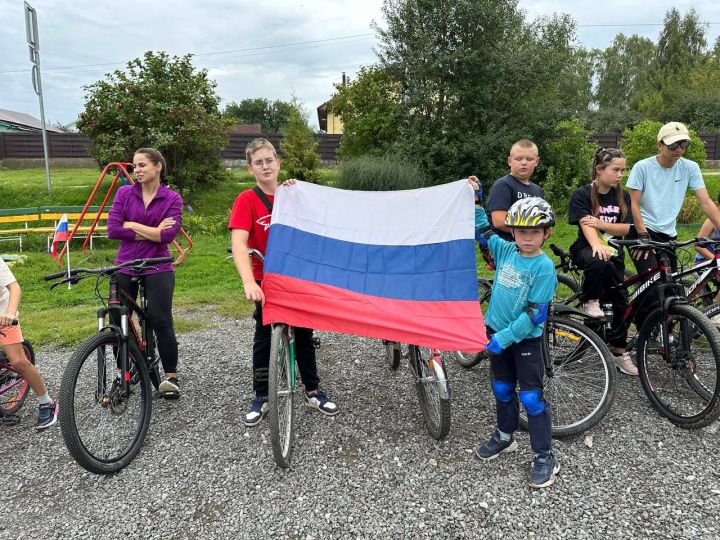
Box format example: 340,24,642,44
582,299,604,318
613,352,638,376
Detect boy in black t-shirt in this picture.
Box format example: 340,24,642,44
568,147,636,376
485,139,545,241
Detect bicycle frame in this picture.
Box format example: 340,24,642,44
673,253,720,304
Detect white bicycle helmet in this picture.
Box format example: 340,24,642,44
504,197,555,229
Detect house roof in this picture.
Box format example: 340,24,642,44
0,108,62,132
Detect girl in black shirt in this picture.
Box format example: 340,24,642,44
568,148,637,376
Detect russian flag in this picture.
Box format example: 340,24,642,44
261,180,488,352
50,214,68,259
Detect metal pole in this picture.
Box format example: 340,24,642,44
24,2,52,192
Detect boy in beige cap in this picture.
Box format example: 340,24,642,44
627,121,720,273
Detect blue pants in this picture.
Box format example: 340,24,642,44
488,331,552,455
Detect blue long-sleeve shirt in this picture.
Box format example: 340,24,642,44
485,235,557,349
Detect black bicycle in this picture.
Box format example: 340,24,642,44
44,257,172,474
584,237,720,429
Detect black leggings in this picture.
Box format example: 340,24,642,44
114,271,178,374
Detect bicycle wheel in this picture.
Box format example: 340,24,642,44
59,331,152,474
408,346,451,440
636,304,720,428
0,341,35,415
268,324,295,468
453,279,492,368
554,273,579,304
384,341,401,371
519,315,616,437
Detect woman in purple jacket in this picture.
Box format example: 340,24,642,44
107,148,183,398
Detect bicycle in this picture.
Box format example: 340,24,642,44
0,322,36,426
584,237,720,429
44,256,172,474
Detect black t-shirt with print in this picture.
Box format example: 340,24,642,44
485,174,545,241
568,184,632,251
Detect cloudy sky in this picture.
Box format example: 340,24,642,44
1,0,719,130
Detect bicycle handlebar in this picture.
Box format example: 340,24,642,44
609,237,720,250
43,256,174,282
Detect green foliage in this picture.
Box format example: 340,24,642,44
328,66,403,159
182,213,229,236
677,195,704,224
374,0,584,183
337,155,429,191
279,102,321,182
541,120,596,212
77,51,229,196
620,120,706,168
223,98,295,132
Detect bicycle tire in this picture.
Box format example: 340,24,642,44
554,273,579,304
408,345,451,440
385,341,401,371
0,341,35,415
59,331,152,474
636,304,720,428
519,315,616,437
268,324,295,468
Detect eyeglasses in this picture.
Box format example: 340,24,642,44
251,157,277,168
664,140,690,151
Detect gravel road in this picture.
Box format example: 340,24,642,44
2,314,719,539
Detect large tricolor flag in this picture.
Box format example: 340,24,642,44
261,180,488,351
49,214,68,259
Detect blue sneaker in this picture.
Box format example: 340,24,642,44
475,429,518,461
304,390,339,416
244,396,268,427
528,452,560,489
37,399,59,431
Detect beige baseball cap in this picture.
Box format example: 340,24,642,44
657,122,690,145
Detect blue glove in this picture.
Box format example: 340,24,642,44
474,184,483,203
530,302,549,325
476,229,489,248
485,335,503,355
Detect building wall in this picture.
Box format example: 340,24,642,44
326,112,344,135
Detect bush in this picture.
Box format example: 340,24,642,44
541,120,596,213
677,196,704,224
280,104,321,182
181,213,229,236
620,120,706,169
338,155,429,191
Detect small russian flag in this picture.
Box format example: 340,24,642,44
50,214,68,259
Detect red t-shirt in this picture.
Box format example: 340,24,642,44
228,188,274,281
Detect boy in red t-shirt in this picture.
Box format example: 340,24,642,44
228,138,339,426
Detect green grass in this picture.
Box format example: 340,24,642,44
8,235,252,348
0,165,715,347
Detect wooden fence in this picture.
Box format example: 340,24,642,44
0,132,342,162
1,131,718,161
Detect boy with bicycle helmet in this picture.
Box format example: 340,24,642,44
475,197,559,489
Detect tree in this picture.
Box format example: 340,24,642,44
77,51,228,194
655,8,707,76
374,0,584,184
280,100,321,182
224,98,295,132
594,34,656,113
328,65,403,159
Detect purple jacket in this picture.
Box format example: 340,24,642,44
107,183,183,275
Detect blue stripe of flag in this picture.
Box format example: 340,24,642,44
265,224,479,302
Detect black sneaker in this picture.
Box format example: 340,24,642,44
244,396,268,427
159,377,180,399
528,452,560,489
37,399,59,430
475,429,518,461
